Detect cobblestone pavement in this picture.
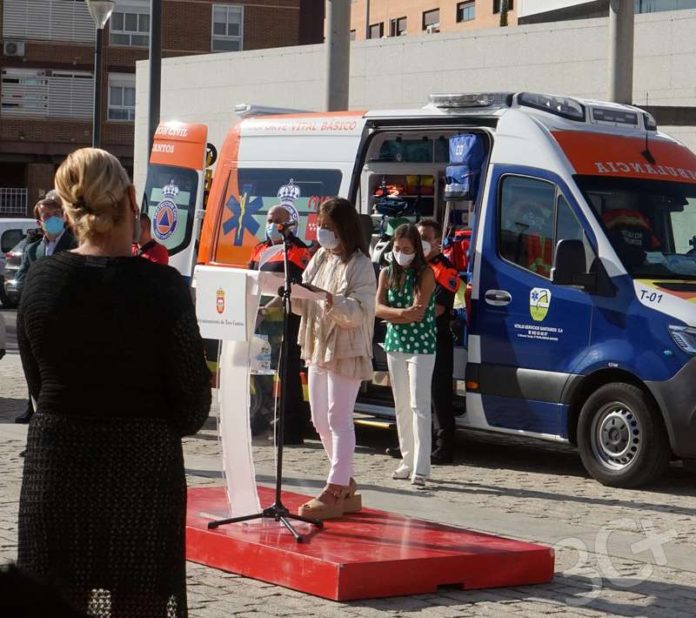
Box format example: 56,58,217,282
2,335,696,616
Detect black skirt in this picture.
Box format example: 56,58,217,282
18,412,188,618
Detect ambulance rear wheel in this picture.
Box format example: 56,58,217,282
577,383,670,488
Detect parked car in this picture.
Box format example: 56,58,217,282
0,219,37,272
2,229,42,308
0,311,5,360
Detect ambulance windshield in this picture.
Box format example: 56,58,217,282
577,176,696,280
142,164,198,256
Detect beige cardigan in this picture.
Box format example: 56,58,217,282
293,249,376,381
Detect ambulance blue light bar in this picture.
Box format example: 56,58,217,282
517,92,586,121
428,93,512,109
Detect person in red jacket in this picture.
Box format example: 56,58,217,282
133,213,169,264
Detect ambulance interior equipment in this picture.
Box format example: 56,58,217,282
360,130,484,273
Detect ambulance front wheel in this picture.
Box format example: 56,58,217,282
577,382,670,488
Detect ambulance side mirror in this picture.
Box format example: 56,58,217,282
552,239,596,290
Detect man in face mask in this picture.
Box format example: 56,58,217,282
418,218,460,464
248,204,310,444
14,191,77,425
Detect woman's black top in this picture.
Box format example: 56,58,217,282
16,252,211,618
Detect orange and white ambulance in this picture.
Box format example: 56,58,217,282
141,122,211,280
150,93,696,487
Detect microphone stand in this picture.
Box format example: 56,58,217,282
208,228,323,543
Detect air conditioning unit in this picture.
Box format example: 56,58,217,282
4,41,26,57
425,25,440,34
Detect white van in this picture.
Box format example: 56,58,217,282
150,92,696,487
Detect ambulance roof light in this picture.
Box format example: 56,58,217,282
428,93,512,109
234,103,309,117
516,92,585,121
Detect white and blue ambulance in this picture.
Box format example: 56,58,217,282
165,92,696,487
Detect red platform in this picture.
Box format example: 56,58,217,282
186,486,554,601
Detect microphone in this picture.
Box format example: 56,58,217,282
275,221,298,235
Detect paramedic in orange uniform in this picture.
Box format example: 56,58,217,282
418,218,460,464
249,204,311,444
602,207,660,269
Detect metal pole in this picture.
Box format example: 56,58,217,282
608,0,634,104
365,0,370,39
147,0,162,157
325,0,351,111
92,27,103,148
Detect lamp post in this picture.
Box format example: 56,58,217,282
86,1,115,148
147,0,162,159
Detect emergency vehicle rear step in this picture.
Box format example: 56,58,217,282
353,407,395,430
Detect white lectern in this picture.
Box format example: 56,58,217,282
194,265,263,518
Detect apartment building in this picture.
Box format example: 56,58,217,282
518,0,696,24
0,0,322,216
350,0,517,40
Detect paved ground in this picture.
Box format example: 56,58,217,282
2,309,696,616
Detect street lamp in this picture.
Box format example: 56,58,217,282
86,1,115,148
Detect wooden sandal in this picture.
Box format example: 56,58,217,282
298,485,346,520
342,477,362,514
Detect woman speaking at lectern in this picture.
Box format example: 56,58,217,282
16,147,211,616
293,198,376,520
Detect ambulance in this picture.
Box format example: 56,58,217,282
145,92,696,487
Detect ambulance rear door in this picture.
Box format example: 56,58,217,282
143,122,208,279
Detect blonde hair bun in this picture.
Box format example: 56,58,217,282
55,148,132,241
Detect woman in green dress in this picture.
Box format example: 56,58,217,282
376,223,437,487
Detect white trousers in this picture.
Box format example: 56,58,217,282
307,365,361,486
387,351,436,479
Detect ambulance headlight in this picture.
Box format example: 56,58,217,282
669,325,696,354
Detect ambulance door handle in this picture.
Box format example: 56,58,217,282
485,290,512,306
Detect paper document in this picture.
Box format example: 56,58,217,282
291,283,328,302
257,271,327,302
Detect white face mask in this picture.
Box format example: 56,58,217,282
393,250,415,267
317,227,339,250
420,240,432,256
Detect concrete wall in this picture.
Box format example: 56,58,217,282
134,8,696,192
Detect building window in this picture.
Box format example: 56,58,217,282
422,9,440,32
2,0,94,43
212,4,243,52
368,22,384,39
389,17,407,37
108,73,136,122
493,0,513,13
1,68,93,120
110,4,150,47
457,1,476,22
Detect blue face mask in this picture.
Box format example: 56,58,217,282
43,216,65,236
265,223,283,243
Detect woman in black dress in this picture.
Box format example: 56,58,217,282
16,148,211,617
